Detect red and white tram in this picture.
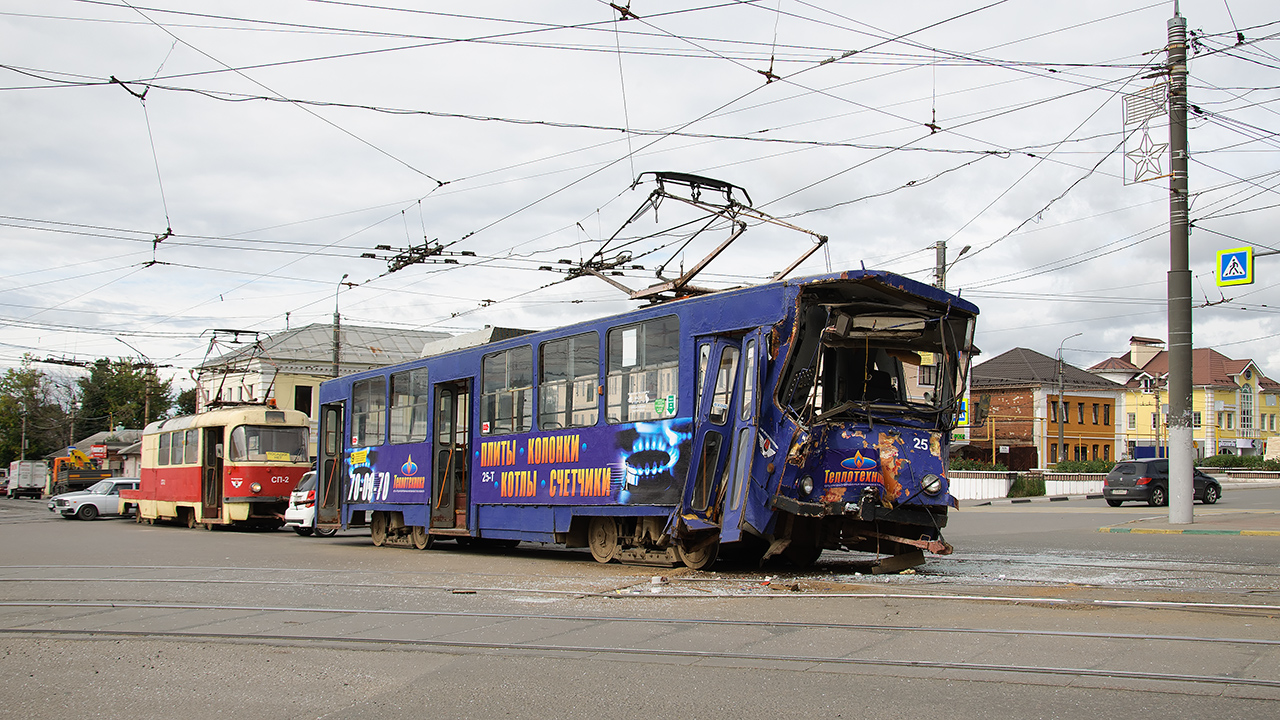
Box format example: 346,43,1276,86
126,406,312,528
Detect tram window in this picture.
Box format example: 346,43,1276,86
351,377,387,447
692,431,723,511
709,347,739,425
323,407,341,456
539,333,599,430
481,346,533,435
741,339,756,421
169,431,182,465
184,429,199,464
157,432,170,466
606,316,680,424
696,343,710,411
390,368,430,444
228,425,309,462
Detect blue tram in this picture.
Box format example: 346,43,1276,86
314,269,977,569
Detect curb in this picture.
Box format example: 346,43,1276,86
967,493,1104,507
1099,527,1280,536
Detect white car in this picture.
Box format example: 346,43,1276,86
47,478,140,520
283,471,337,537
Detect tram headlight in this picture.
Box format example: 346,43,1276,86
250,482,262,494
798,475,814,498
921,473,944,496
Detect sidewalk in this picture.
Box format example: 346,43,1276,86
966,481,1280,536
1099,509,1280,536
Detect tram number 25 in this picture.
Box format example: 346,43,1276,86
912,437,929,451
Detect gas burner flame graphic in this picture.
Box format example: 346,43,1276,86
401,456,418,476
841,451,877,471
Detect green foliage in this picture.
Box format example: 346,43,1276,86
1196,454,1280,471
77,358,172,436
176,387,199,417
1007,474,1045,497
0,356,70,465
1051,459,1115,474
949,457,1008,472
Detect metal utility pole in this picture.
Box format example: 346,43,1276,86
1166,4,1194,524
332,274,348,378
1057,333,1081,464
933,241,971,290
19,401,27,462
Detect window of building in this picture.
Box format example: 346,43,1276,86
1050,400,1058,423
1241,385,1254,431
1217,411,1224,428
1152,412,1158,429
1050,443,1057,462
1092,403,1099,424
1193,411,1202,428
351,376,387,447
481,346,533,436
1271,414,1276,432
1103,404,1111,426
293,385,313,418
1227,412,1234,430
390,368,430,444
1103,444,1110,461
1092,444,1099,460
607,316,680,424
1077,403,1085,424
1127,412,1136,430
540,332,600,430
917,364,937,387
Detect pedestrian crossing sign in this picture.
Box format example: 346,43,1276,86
1217,247,1253,287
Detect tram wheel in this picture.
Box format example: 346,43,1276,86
315,526,338,538
370,512,388,547
185,511,197,529
410,525,432,550
676,539,719,571
294,527,314,536
783,541,822,568
587,517,619,564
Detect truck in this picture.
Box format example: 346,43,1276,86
7,460,47,499
48,450,113,496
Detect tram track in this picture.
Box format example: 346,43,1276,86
3,623,1278,691
3,573,1280,617
3,599,1278,648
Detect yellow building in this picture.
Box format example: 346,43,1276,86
1090,337,1280,458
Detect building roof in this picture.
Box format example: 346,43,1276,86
44,429,143,461
198,323,451,375
972,347,1123,390
1126,348,1280,390
1088,356,1139,372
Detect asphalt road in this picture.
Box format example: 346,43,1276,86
0,492,1277,719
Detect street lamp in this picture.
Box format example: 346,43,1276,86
1057,332,1083,464
333,273,349,378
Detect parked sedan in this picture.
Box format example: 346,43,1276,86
47,478,140,520
283,471,337,537
1103,459,1221,507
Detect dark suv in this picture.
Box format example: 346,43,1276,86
1103,459,1221,507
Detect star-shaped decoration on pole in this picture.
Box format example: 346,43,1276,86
1126,128,1169,184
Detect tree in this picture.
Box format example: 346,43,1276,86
77,358,173,436
176,387,198,416
0,356,69,465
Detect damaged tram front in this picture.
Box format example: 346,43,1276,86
755,272,978,570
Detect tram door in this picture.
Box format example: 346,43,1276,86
719,329,763,543
316,401,345,528
431,380,471,529
683,337,741,526
201,426,224,520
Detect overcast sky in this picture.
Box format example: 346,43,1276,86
3,0,1278,389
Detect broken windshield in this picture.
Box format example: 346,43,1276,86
778,291,975,428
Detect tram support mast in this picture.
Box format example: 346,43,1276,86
1166,4,1194,524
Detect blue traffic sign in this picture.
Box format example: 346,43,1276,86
1217,247,1253,287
